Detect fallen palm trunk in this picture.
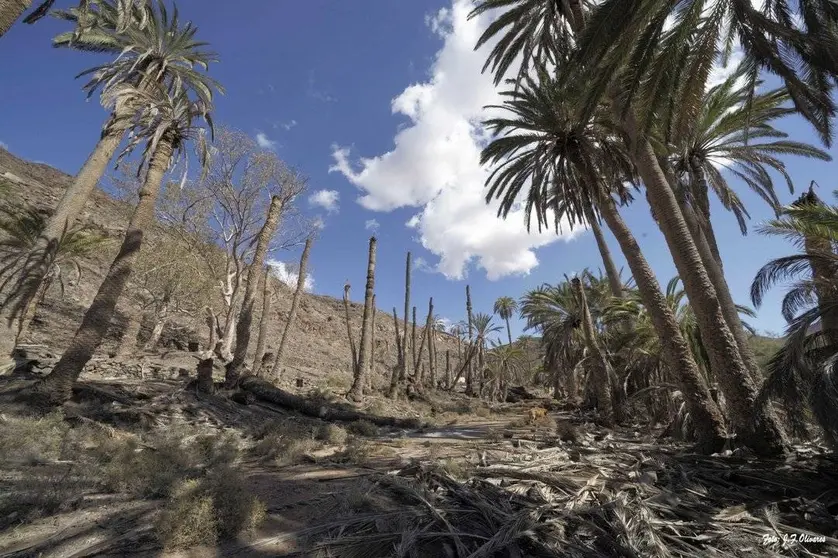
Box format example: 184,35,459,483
238,375,422,428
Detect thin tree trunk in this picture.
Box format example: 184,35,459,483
343,284,358,373
203,307,219,357
570,277,614,424
0,128,124,361
421,298,434,386
347,236,377,401
0,0,30,38
226,195,284,387
251,270,272,373
505,317,513,346
600,197,727,452
411,306,417,375
116,309,143,357
584,204,623,298
271,236,313,379
196,358,214,394
621,111,786,455
36,139,173,404
145,315,167,351
401,252,411,383
445,349,451,389
465,284,475,396
368,294,377,392
388,307,402,398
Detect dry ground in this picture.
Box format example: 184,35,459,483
0,364,837,558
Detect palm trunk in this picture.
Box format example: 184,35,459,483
505,317,513,345
465,284,475,396
36,139,173,404
584,204,623,298
673,182,763,383
271,236,313,379
252,271,272,374
570,277,615,425
347,236,377,401
343,284,358,376
226,195,284,387
599,197,727,452
411,306,417,376
420,298,433,386
368,293,377,392
401,252,411,383
621,111,787,455
388,307,402,398
0,128,124,361
445,349,451,389
691,167,723,270
14,278,49,343
0,0,30,38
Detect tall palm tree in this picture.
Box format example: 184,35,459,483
482,71,728,451
493,295,518,345
36,81,215,404
487,339,526,402
472,0,787,455
471,312,501,396
751,190,838,447
0,0,220,362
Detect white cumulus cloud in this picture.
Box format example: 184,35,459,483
308,189,340,213
268,260,314,292
329,0,578,280
255,132,277,150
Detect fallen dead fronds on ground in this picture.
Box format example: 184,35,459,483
299,439,838,557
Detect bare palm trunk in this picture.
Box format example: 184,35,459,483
445,349,451,389
0,128,124,360
504,317,513,345
0,0,30,38
271,236,312,379
600,197,727,452
252,271,272,374
584,204,623,298
226,195,284,387
621,112,786,455
36,139,173,404
14,278,49,343
465,284,475,396
368,294,377,391
347,236,377,401
388,307,402,397
343,284,358,372
401,252,411,383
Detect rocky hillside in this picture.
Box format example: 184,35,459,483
0,147,462,389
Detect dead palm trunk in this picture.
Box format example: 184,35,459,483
599,196,727,452
36,139,173,404
388,307,402,397
570,277,614,424
0,0,29,38
401,251,411,383
368,294,377,391
271,236,312,379
445,349,451,388
465,284,475,396
343,283,358,373
251,270,273,374
225,195,284,387
347,236,377,401
583,204,623,298
621,111,786,455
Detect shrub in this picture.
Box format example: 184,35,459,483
315,423,348,445
0,411,69,463
347,420,380,437
156,470,266,551
156,479,219,550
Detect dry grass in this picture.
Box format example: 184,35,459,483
347,419,380,437
0,410,69,463
315,423,349,445
156,470,266,551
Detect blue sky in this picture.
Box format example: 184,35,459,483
0,0,836,342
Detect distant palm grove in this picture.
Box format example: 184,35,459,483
1,0,838,461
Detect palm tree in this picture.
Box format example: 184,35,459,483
472,0,786,455
0,0,220,361
493,296,518,345
487,340,526,402
471,312,501,396
0,0,144,39
0,207,106,341
751,189,838,447
36,80,215,404
482,71,728,451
